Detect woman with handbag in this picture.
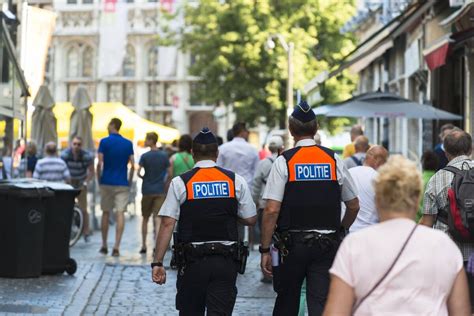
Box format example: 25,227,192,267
323,155,470,316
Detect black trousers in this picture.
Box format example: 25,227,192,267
272,242,338,316
176,255,238,316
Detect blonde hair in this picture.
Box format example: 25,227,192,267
374,155,422,213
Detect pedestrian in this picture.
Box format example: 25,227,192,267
33,142,71,183
168,134,194,179
433,123,454,170
416,150,438,222
252,135,284,282
342,125,364,158
324,155,470,316
260,101,360,315
25,141,38,178
343,135,369,169
259,144,271,160
420,128,474,310
151,127,257,315
137,132,169,254
61,136,94,240
96,118,135,257
218,122,259,240
217,122,259,189
348,145,388,233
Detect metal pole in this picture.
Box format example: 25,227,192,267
286,42,294,148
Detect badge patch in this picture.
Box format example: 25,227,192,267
192,181,230,199
294,163,332,181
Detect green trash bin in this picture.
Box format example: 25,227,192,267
0,182,54,278
41,182,80,275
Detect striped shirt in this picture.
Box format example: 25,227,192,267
423,155,474,261
33,156,71,183
61,148,93,182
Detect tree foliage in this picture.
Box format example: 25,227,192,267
175,0,357,129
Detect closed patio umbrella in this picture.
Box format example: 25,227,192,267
31,85,57,152
323,92,463,120
69,86,94,152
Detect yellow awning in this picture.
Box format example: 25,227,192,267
27,102,179,147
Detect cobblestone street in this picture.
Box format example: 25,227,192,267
0,214,275,315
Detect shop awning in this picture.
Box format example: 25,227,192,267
27,102,180,147
440,0,474,30
321,92,463,120
423,35,453,71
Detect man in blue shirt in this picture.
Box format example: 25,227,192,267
137,132,169,254
97,118,135,257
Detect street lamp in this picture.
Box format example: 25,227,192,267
266,34,294,146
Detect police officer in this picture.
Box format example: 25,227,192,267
260,101,360,316
152,127,257,316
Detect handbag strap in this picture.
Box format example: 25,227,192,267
353,224,418,313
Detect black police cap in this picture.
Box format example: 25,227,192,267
291,100,316,123
193,127,217,145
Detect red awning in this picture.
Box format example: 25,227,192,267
423,35,453,71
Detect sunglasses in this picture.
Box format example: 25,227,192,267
72,142,82,146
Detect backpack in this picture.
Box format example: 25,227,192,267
350,156,363,166
443,164,474,242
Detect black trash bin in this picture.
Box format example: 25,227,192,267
0,182,54,278
41,182,80,275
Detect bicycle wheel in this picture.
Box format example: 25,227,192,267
70,205,84,247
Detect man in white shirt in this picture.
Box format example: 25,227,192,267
217,122,259,190
349,145,388,233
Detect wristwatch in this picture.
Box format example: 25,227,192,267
259,246,270,254
151,262,163,268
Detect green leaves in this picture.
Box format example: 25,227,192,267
176,0,357,129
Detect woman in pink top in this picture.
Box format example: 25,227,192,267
324,155,470,316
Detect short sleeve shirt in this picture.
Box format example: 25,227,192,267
262,139,358,203
423,155,474,260
330,218,463,315
98,133,134,186
159,160,256,221
139,149,170,195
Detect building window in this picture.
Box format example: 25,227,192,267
190,82,205,105
147,46,159,77
164,82,177,106
83,0,93,3
148,82,163,105
66,43,94,78
107,83,136,107
146,111,172,125
122,45,136,77
67,83,96,100
67,0,77,3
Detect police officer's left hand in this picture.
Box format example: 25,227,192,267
152,266,166,285
261,253,273,278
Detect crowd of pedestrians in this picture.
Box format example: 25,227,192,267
2,101,474,315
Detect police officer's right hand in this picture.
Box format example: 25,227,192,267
152,266,166,285
261,253,273,278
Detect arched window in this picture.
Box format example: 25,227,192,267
67,46,80,77
66,43,94,78
122,44,136,77
147,45,158,77
82,46,94,77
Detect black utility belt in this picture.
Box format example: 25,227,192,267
288,231,339,243
173,242,249,274
185,242,238,257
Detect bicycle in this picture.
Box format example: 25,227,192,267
70,204,84,247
